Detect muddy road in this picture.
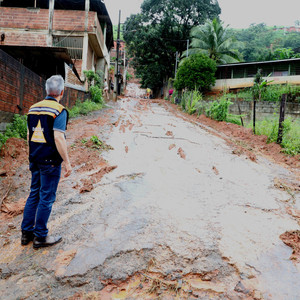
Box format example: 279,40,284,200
0,83,300,299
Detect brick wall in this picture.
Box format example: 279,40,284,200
0,7,49,47
53,10,97,32
0,49,45,123
62,86,86,108
0,7,49,30
0,50,87,125
0,8,98,48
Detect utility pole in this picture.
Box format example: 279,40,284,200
175,51,179,77
123,48,127,88
113,10,121,101
47,0,55,46
187,39,189,57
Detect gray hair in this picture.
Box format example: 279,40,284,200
45,75,64,97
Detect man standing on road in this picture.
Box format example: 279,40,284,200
21,75,72,249
103,78,109,99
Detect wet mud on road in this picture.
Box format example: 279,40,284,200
0,83,300,299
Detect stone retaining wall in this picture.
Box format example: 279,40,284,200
228,100,300,121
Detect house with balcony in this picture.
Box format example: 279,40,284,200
0,0,114,91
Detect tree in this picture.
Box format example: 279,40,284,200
182,18,243,64
174,53,217,91
273,48,299,60
123,0,221,94
228,24,300,62
252,69,273,101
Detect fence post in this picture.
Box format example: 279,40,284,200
253,98,256,134
277,93,287,144
236,95,244,127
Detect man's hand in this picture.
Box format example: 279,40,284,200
64,161,72,177
54,131,72,177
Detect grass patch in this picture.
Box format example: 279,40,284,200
247,117,300,156
68,99,104,118
0,114,27,150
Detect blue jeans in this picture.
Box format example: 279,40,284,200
21,162,61,238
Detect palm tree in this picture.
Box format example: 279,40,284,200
182,18,243,64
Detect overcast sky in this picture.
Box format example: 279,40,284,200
104,0,300,28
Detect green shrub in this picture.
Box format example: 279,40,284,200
126,73,133,81
89,86,104,104
84,70,103,88
90,135,102,146
206,98,232,121
174,53,217,92
180,90,203,115
68,100,103,118
0,114,27,149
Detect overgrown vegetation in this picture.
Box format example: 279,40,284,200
83,70,105,105
68,100,104,118
83,70,103,89
225,84,300,103
205,98,233,121
179,90,204,114
0,114,27,150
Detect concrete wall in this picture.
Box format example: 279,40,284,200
228,100,300,122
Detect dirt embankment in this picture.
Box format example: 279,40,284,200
0,110,117,222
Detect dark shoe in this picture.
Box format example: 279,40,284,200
21,230,34,245
33,235,62,249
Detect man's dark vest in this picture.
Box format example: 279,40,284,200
27,98,68,165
